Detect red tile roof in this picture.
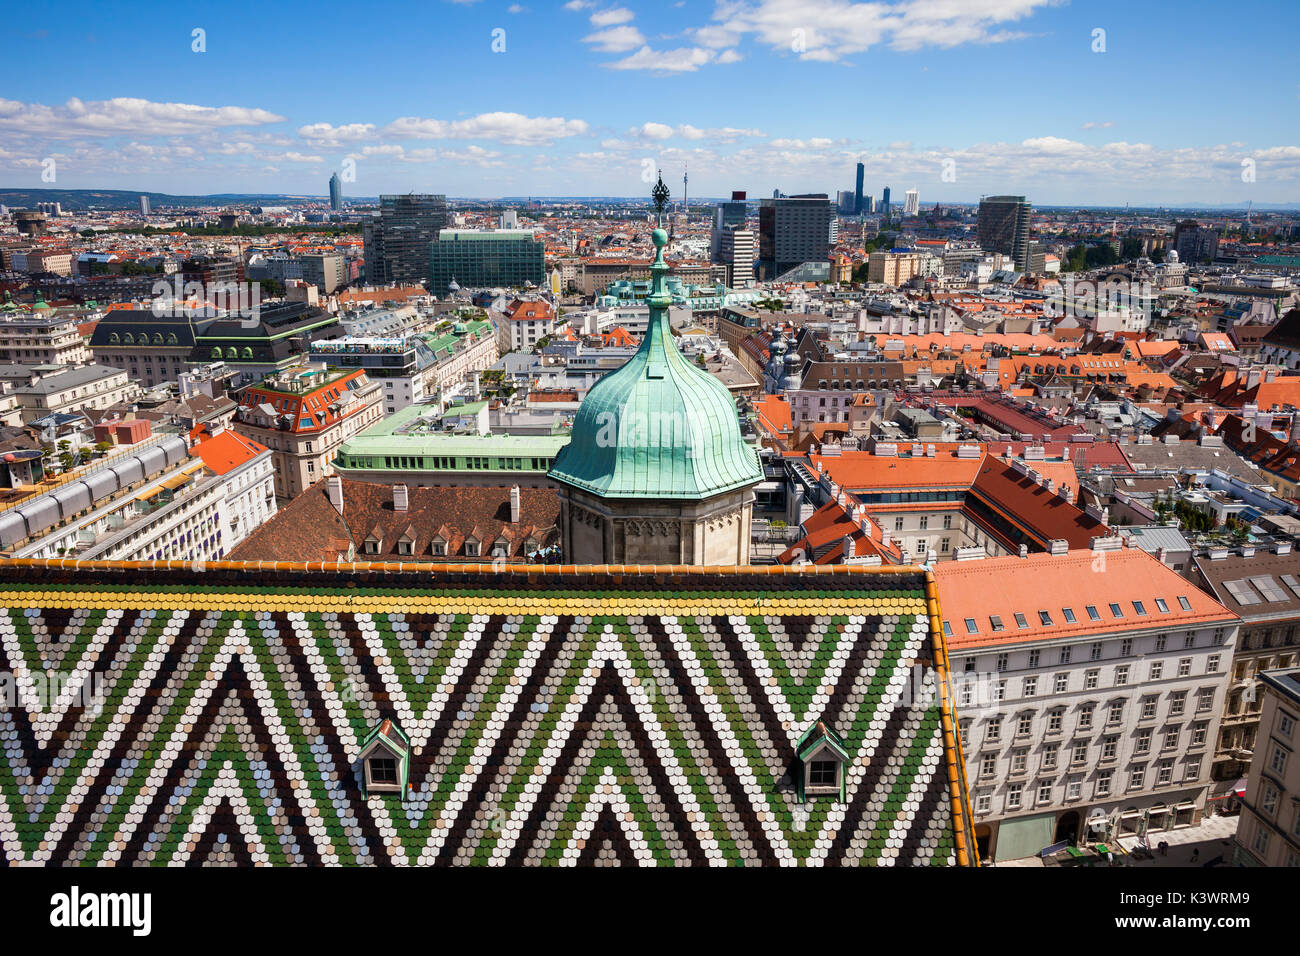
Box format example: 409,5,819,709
933,548,1237,649
192,429,267,475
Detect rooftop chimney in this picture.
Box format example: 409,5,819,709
393,483,408,512
327,475,344,515
1018,544,1029,558
1048,539,1068,555
510,485,521,524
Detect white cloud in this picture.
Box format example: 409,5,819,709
583,25,646,52
598,0,1058,69
605,45,716,72
590,6,635,26
0,97,284,137
1081,121,1116,130
382,111,589,145
508,3,527,12
297,122,377,146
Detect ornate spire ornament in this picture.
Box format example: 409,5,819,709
651,171,670,227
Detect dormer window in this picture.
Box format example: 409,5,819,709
358,718,410,800
431,538,446,556
364,537,381,555
465,538,480,557
796,719,849,802
492,539,509,558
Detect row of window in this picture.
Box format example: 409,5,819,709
969,688,1218,742
960,657,1222,703
976,757,1206,813
975,722,1210,777
958,629,1225,672
956,598,1200,638
339,455,556,472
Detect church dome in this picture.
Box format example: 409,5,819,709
549,226,760,499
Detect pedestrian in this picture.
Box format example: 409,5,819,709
1191,848,1199,863
1159,841,1168,857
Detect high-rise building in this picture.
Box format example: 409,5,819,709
854,162,865,214
836,191,856,215
709,192,748,259
427,229,545,297
1173,219,1220,264
881,187,891,219
138,195,151,216
904,189,919,217
758,194,833,279
977,195,1032,271
329,173,343,212
716,227,755,288
363,194,448,286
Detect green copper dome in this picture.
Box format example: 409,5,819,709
549,198,760,500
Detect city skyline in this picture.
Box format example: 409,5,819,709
1,0,1298,204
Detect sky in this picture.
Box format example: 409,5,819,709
2,0,1298,205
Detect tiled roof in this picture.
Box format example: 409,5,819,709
191,429,267,476
0,562,975,867
228,478,560,562
933,548,1236,649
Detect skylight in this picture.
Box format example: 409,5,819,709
1250,576,1289,603
1109,603,1123,618
1086,605,1101,621
1038,611,1053,626
1223,579,1263,606
1177,596,1192,610
964,618,978,634
1133,601,1147,616
1155,598,1169,613
1014,613,1028,628
990,615,1005,632
1062,608,1077,623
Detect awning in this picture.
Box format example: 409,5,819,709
1208,778,1247,800
133,486,164,502
160,473,191,490
1174,802,1196,811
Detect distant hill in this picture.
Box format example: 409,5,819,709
0,189,330,210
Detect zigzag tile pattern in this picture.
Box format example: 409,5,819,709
0,566,967,866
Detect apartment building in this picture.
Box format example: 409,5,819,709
0,309,90,365
1189,543,1300,788
231,363,383,499
494,297,556,353
934,547,1238,863
90,309,208,389
785,450,1108,564
7,364,136,424
190,427,278,551
0,434,241,563
1233,666,1300,866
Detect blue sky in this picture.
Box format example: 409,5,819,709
2,0,1298,203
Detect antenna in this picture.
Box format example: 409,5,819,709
682,163,688,217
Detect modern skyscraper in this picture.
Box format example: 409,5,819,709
758,194,833,279
329,173,343,212
709,192,748,258
854,162,865,214
138,195,151,216
1173,219,1220,264
836,191,856,215
363,194,448,286
977,195,1032,272
710,191,753,287
427,229,545,297
904,189,919,217
881,187,891,219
